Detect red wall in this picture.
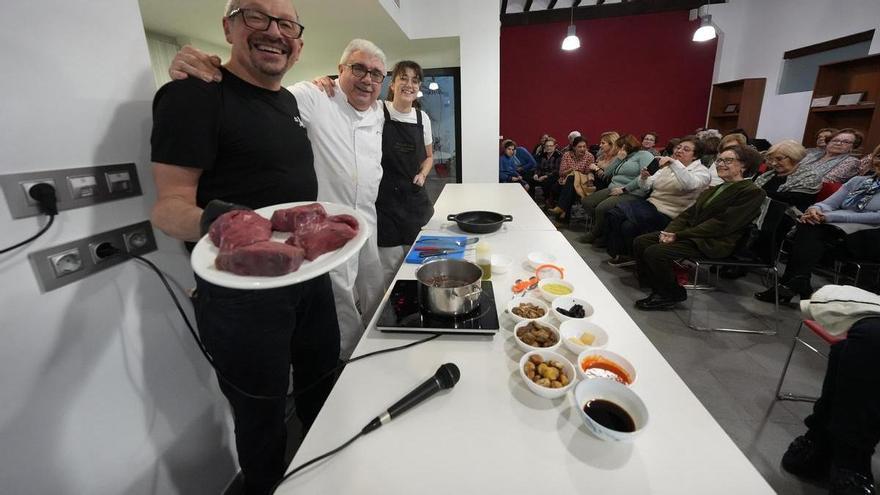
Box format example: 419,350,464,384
500,10,717,150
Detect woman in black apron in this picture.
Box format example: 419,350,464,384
375,60,435,287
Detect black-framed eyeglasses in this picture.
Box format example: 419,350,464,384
228,8,304,39
345,63,386,83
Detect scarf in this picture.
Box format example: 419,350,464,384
841,176,880,212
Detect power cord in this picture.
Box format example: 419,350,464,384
99,245,441,402
0,183,58,254
270,430,365,494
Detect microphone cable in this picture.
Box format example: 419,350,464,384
121,249,441,402
269,430,365,494
0,183,58,254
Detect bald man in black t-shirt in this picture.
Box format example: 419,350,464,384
149,2,338,493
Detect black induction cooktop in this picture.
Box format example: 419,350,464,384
376,280,500,335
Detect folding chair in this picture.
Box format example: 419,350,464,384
775,320,846,402
685,199,788,335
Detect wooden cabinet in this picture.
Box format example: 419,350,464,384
803,54,880,153
705,78,766,137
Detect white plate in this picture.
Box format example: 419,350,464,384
191,201,370,290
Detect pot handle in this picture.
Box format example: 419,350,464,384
502,215,513,222
464,286,483,301
447,214,458,221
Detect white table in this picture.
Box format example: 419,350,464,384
424,183,557,231
280,228,774,494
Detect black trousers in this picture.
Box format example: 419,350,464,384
783,224,880,285
805,316,880,473
556,175,577,216
633,233,703,299
606,202,670,258
528,173,559,204
195,273,340,495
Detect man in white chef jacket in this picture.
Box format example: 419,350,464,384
169,39,387,358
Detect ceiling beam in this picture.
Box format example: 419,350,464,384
572,0,582,6
502,0,726,26
501,0,508,16
548,0,558,8
524,0,534,12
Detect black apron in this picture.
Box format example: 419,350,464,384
376,103,434,247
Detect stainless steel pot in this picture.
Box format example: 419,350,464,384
415,259,483,316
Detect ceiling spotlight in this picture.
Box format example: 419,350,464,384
561,6,580,51
417,90,424,98
428,81,439,91
692,5,716,42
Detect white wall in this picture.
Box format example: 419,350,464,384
709,0,880,143
0,2,236,494
380,0,501,183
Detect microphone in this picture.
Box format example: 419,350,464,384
362,363,460,434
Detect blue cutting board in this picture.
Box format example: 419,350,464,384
405,235,468,264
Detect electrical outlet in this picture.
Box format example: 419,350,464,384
20,179,56,207
29,220,158,292
49,248,83,277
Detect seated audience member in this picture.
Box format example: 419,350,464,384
707,133,749,185
660,138,681,157
756,148,880,303
641,132,659,156
579,134,654,245
532,134,550,157
699,130,722,170
499,139,533,191
549,136,595,222
632,145,765,310
797,128,864,184
605,136,710,266
591,131,620,188
754,140,817,212
782,285,880,495
561,130,582,153
805,127,838,157
530,136,563,207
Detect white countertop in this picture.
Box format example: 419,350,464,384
279,226,774,494
424,183,557,231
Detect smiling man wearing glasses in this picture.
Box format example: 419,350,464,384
168,16,390,361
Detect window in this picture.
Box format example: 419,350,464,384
778,30,874,95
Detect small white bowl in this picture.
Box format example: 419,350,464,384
572,378,649,441
491,254,513,274
551,296,594,322
527,251,557,269
513,320,561,353
560,320,608,355
506,296,550,324
519,350,577,399
536,278,574,302
576,349,637,385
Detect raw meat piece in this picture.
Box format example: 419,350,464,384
271,203,327,232
219,222,272,251
209,210,272,248
215,241,305,276
286,215,359,261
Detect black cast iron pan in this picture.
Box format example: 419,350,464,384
446,211,513,233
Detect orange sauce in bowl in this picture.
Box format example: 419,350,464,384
580,356,632,385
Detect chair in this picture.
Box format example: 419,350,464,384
816,181,843,202
684,199,789,335
775,320,846,402
833,257,880,287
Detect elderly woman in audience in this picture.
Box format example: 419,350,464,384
797,128,865,184
699,131,722,168
805,127,837,157
549,136,595,222
530,136,563,207
756,144,880,304
632,145,765,310
499,139,535,191
707,133,749,185
532,134,550,157
641,132,659,156
660,138,681,157
754,140,817,211
578,134,655,245
604,135,710,266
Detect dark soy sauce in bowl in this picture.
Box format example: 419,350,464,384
583,399,636,432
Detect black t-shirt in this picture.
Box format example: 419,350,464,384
151,67,316,210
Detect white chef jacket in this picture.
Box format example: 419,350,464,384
289,81,385,358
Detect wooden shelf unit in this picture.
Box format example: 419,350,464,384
803,54,880,153
705,78,766,137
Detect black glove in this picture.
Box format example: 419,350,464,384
199,199,251,236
